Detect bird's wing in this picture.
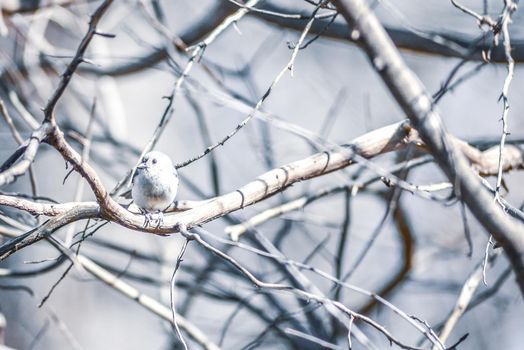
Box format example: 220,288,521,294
131,168,139,184
120,188,133,199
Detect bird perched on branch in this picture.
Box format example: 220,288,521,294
132,151,179,227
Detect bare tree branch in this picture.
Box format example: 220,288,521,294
332,0,524,298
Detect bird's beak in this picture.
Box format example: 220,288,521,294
137,162,147,170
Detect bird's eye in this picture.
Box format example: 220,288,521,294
152,158,157,164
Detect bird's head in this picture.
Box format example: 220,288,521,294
137,151,174,172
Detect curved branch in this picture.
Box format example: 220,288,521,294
0,123,52,187
0,204,100,260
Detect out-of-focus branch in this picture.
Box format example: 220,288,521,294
88,1,524,75
181,226,443,350
0,98,38,195
1,1,98,15
0,99,23,144
253,3,524,63
0,312,5,346
78,1,524,79
79,2,238,76
43,0,114,122
358,200,414,314
0,222,221,350
111,0,262,195
0,123,52,187
432,250,501,349
76,254,221,350
332,0,524,297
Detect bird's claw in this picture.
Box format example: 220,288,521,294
155,211,164,228
143,212,153,228
143,211,164,228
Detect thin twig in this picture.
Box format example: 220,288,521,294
112,0,262,194
285,328,343,350
185,225,445,349
494,1,517,203
482,235,494,285
175,1,324,169
170,238,191,350
64,98,97,247
43,0,114,122
433,249,501,349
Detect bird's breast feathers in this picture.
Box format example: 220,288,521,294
132,169,178,211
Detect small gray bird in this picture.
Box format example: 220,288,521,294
132,151,179,227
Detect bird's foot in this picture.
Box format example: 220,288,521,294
154,211,164,228
142,211,164,228
143,212,154,228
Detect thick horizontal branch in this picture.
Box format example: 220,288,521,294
2,119,524,260
463,141,524,176
0,120,416,259
116,120,420,231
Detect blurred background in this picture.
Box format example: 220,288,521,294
1,0,523,349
